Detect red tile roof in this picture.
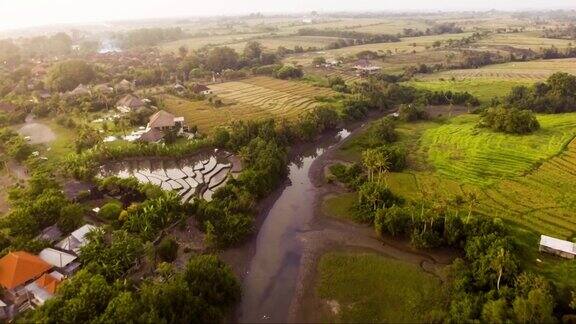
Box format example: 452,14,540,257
0,252,52,289
34,273,61,294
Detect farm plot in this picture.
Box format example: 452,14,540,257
100,152,242,204
379,113,576,238
477,32,575,51
420,58,576,82
163,77,336,132
420,114,576,186
286,33,474,66
227,36,345,52
407,79,533,104
160,32,268,52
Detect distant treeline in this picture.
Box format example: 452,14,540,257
400,22,464,37
114,27,189,48
502,72,576,114
542,25,576,40
297,28,400,49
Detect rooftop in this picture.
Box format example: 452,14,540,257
0,251,52,289
540,235,576,254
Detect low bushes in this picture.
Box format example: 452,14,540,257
479,107,540,134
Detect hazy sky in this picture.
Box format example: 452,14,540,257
0,0,575,31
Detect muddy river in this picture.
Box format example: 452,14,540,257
238,129,350,323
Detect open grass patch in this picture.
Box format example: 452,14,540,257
322,193,357,221
316,252,443,323
407,79,533,104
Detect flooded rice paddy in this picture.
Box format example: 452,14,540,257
100,150,242,203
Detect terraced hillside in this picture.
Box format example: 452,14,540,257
383,113,576,239
163,77,336,132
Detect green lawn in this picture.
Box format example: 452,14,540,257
317,252,443,323
322,193,357,221
407,79,533,104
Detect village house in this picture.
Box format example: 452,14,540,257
33,90,52,102
173,83,186,93
116,94,146,113
25,272,64,308
39,248,80,276
190,83,212,95
0,251,53,312
353,59,381,76
35,225,62,243
65,84,92,97
55,224,97,255
539,235,576,259
139,110,186,143
115,79,134,92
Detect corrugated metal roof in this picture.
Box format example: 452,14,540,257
540,235,576,254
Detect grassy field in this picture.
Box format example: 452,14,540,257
316,252,443,323
407,79,533,103
160,33,268,52
287,33,474,66
227,36,344,52
162,76,336,133
322,192,357,221
421,58,576,81
477,32,576,51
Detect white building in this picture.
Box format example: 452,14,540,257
539,235,576,259
55,224,97,254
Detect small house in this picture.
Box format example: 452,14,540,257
0,252,52,308
173,83,186,93
190,84,212,95
115,79,134,92
116,94,145,113
66,84,92,97
25,273,62,307
353,59,381,76
147,110,184,132
539,235,576,259
35,225,62,243
38,248,78,274
55,224,97,255
139,110,186,143
138,128,164,143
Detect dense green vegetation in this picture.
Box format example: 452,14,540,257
29,254,239,323
503,72,576,113
478,107,540,134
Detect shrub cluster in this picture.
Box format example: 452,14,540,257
504,72,576,113
479,107,540,134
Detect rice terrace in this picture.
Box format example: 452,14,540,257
3,3,576,324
